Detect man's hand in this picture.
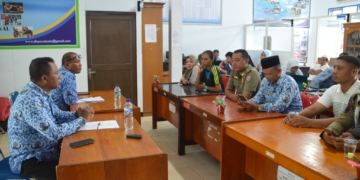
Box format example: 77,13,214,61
323,132,334,145
287,115,313,128
241,100,258,111
331,136,345,150
76,106,94,121
228,94,239,102
341,132,356,139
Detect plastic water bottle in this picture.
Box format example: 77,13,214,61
114,84,121,109
124,99,134,130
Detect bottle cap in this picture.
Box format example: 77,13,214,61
116,84,119,87
126,99,130,103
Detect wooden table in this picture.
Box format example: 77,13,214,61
152,83,222,129
57,112,167,180
179,96,286,160
70,90,141,124
221,117,357,180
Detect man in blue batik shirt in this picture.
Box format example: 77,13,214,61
8,57,93,180
50,52,82,111
240,55,302,114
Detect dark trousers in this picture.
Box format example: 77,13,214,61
20,157,58,180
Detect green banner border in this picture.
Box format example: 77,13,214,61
0,0,80,50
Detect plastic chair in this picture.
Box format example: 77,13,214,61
9,91,19,105
0,148,32,180
301,93,319,118
221,75,229,88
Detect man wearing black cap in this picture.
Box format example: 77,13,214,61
240,55,302,114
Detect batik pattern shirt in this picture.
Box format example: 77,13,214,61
49,67,78,111
250,74,303,114
8,82,85,174
309,66,337,89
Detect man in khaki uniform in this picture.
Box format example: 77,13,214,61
322,93,360,150
225,49,261,102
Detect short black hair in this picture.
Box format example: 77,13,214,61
29,57,54,82
213,49,219,53
202,50,215,61
233,49,250,60
339,52,349,57
62,52,76,65
225,52,233,58
337,55,360,70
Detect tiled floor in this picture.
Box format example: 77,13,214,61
0,116,220,180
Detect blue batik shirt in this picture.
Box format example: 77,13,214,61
50,67,78,111
309,66,337,89
250,74,303,114
8,82,85,174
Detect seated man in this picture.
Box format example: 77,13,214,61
284,55,360,128
225,49,261,101
240,56,302,114
50,52,82,111
8,57,93,180
218,51,233,75
322,93,360,150
308,55,329,80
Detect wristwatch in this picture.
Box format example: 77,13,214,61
204,85,208,92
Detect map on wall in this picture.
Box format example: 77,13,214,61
253,0,311,25
0,0,79,49
153,0,222,24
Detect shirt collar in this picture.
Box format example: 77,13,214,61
59,66,75,75
336,79,360,94
238,65,251,76
28,81,49,97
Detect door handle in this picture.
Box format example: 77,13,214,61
88,68,96,80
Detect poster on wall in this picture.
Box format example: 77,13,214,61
253,0,310,26
0,0,79,49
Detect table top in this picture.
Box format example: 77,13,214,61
70,90,136,112
154,83,223,97
225,118,357,179
58,112,164,166
181,95,285,122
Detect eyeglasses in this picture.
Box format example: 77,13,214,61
68,54,82,62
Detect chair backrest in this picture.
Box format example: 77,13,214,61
301,93,319,109
9,91,19,105
221,75,229,89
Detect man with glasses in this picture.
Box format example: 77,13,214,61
50,52,82,111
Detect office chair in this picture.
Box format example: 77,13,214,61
0,148,32,180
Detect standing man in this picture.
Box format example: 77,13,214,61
284,55,360,128
8,57,93,180
240,56,302,114
225,49,261,101
50,52,82,111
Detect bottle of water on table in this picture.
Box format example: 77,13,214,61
114,84,121,109
124,98,134,130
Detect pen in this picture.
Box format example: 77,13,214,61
97,122,100,129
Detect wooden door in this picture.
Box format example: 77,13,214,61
86,12,137,105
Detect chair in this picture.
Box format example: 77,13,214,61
300,93,319,119
9,91,19,105
221,75,229,88
0,148,32,180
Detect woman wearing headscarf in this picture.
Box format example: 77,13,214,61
286,59,303,75
256,50,272,73
180,55,199,85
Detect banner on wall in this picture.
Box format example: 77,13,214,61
253,0,311,24
0,0,79,49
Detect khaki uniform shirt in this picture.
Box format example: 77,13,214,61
227,65,261,97
326,93,360,137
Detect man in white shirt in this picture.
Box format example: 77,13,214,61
284,55,360,128
308,55,330,80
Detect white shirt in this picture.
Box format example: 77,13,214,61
308,64,329,80
180,65,199,85
317,80,360,117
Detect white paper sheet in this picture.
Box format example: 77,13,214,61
78,120,119,131
145,24,157,43
77,96,104,103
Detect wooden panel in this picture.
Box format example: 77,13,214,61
57,112,167,180
70,90,141,124
222,118,357,179
142,2,164,114
86,12,137,106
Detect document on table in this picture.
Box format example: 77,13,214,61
77,96,104,103
78,120,119,131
